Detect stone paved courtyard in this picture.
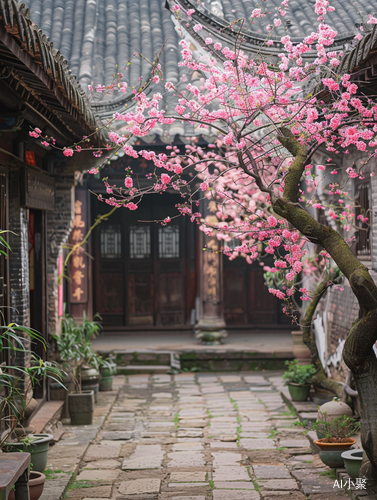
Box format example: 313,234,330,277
43,372,351,500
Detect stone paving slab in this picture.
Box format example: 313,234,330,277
118,478,161,495
260,479,299,490
168,482,209,487
171,497,206,500
279,439,311,448
210,442,238,448
214,481,255,489
213,491,260,499
169,472,207,482
252,465,291,479
122,445,164,469
84,459,121,469
239,438,276,449
76,469,119,482
212,466,251,481
167,452,205,467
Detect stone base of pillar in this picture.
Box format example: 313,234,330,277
195,318,227,345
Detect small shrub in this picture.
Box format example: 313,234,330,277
283,359,316,385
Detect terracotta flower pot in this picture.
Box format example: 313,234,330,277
8,471,46,500
314,438,356,468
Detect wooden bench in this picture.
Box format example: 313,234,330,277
0,452,30,500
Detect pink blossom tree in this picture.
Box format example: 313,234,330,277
31,0,377,482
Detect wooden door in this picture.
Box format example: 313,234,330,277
223,255,286,327
93,193,188,328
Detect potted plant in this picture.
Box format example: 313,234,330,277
8,471,46,500
53,313,102,424
316,399,353,439
2,434,53,472
313,415,360,468
283,359,316,401
77,313,102,400
99,357,117,392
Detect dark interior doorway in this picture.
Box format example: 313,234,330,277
28,209,47,398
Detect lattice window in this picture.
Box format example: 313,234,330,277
130,225,151,259
100,225,121,259
159,225,180,259
355,181,371,258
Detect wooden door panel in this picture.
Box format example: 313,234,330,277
159,272,183,326
128,273,154,325
224,268,246,325
249,271,277,324
97,272,124,325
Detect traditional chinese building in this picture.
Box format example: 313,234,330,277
19,0,377,342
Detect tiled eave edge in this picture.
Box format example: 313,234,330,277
0,0,106,145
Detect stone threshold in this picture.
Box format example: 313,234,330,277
29,400,65,434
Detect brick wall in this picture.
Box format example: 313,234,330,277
371,172,377,270
325,284,359,352
46,182,75,337
320,153,377,363
8,168,31,395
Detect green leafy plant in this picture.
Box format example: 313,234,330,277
294,415,360,443
53,312,102,391
314,414,360,442
0,237,64,446
283,359,316,386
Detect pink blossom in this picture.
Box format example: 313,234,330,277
127,203,138,210
193,24,203,32
63,148,74,157
125,177,133,188
161,174,171,184
267,215,278,227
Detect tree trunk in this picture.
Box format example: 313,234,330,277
271,129,377,485
301,270,343,398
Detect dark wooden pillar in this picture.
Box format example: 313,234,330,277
196,199,227,344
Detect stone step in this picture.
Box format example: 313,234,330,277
117,365,171,374
29,400,65,434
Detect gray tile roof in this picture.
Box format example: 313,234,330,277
0,0,106,144
21,0,377,138
186,0,377,41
